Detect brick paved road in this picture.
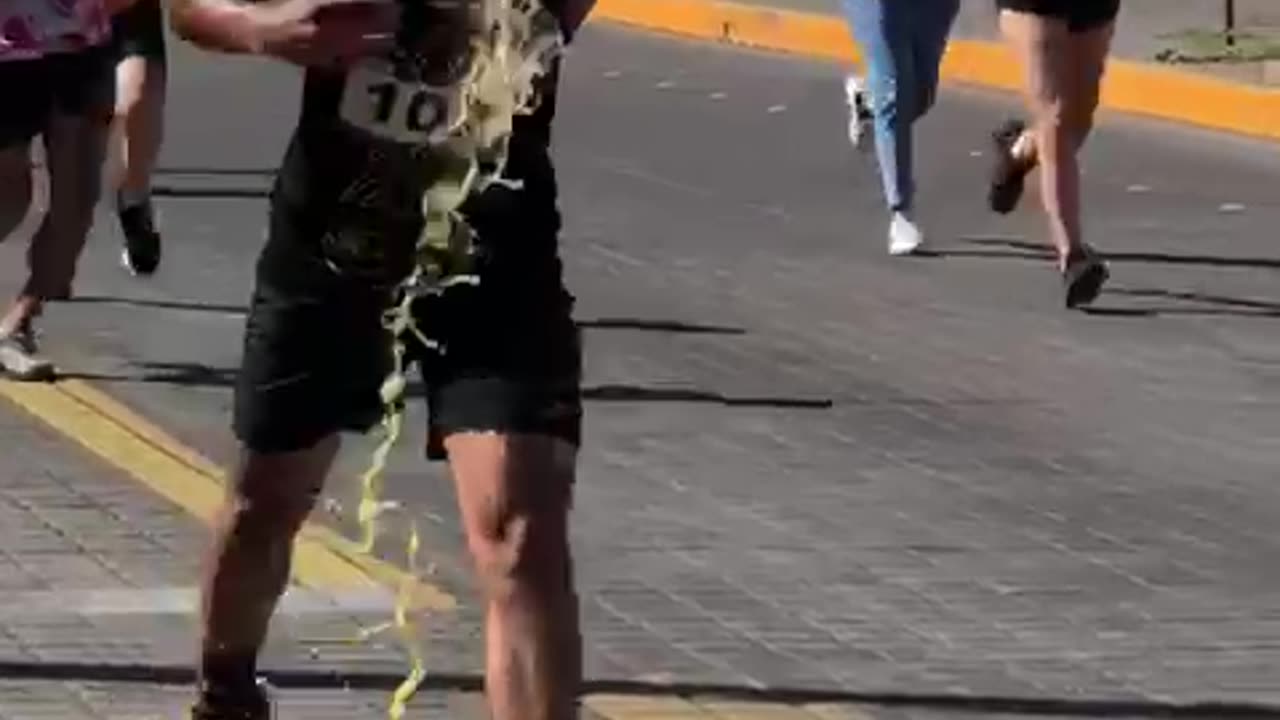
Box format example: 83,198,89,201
0,403,457,718
3,21,1280,719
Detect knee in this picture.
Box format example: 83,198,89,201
114,65,164,123
467,496,571,605
114,86,145,125
1034,98,1094,150
224,450,328,541
1031,96,1071,137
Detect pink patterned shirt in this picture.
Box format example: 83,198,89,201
0,0,110,62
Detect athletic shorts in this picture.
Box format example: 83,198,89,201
233,145,582,459
994,0,1120,32
0,44,115,149
110,0,167,63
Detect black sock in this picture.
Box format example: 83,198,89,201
199,650,259,696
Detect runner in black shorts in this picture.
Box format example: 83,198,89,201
0,5,115,380
987,0,1120,308
109,0,167,276
994,0,1120,33
170,0,596,717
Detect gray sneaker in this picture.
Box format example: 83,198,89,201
0,326,55,381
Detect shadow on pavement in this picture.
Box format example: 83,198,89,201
61,299,750,334
150,165,276,198
0,660,1275,719
61,362,237,388
65,296,248,315
59,366,833,410
582,384,832,409
937,237,1280,271
929,238,1280,318
578,317,747,335
152,186,271,199
1086,288,1280,318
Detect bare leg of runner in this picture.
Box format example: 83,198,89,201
998,11,1114,264
446,433,581,720
0,109,109,379
194,438,339,718
195,433,581,720
110,0,167,278
114,55,165,211
992,9,1113,307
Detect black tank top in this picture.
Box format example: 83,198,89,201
270,0,566,280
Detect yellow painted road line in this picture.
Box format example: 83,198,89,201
0,378,455,612
591,0,1280,142
802,703,879,720
697,699,819,719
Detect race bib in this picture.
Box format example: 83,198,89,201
339,61,463,145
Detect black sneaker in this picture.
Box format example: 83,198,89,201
1063,248,1110,309
988,119,1035,215
118,196,162,276
190,680,272,720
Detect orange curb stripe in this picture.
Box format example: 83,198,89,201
591,0,1280,142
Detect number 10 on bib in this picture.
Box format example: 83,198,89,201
340,62,463,145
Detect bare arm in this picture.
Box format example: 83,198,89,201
169,0,398,66
168,0,269,54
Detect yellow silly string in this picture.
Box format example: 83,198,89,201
388,521,426,720
347,1,566,716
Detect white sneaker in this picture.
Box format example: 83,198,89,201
888,212,925,256
843,74,872,150
0,325,55,381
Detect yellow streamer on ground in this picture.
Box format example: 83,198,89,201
388,521,427,720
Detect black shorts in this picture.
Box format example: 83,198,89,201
234,152,582,458
0,45,115,149
995,0,1120,33
110,0,167,62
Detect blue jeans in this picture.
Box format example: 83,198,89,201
843,0,959,212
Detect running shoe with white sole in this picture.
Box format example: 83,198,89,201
843,74,873,150
0,325,55,382
888,211,925,256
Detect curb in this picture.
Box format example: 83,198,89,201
591,0,1280,142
